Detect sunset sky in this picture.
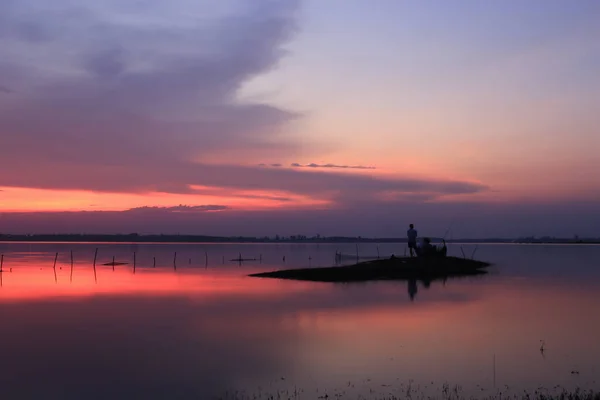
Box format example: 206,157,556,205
1,0,599,238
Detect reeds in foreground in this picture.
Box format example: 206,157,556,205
213,385,600,400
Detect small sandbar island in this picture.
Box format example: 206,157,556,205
249,255,492,283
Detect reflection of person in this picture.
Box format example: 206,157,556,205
407,224,418,257
408,279,418,301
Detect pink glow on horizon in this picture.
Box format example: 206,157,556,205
0,186,331,213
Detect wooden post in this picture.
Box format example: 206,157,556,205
92,248,98,283
355,243,359,261
173,252,177,271
0,254,3,287
53,252,58,283
70,250,74,283
205,252,208,268
222,255,225,264
471,245,479,260
93,248,98,267
133,252,136,274
377,246,380,259
153,256,156,268
112,256,115,271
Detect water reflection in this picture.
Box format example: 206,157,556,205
0,248,485,303
0,244,599,399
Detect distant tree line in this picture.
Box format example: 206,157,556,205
0,233,597,244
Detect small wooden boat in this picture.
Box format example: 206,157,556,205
249,254,490,283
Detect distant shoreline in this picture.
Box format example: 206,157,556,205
0,234,598,245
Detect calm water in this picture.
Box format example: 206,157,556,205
0,242,599,399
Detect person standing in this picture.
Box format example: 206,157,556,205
407,224,418,257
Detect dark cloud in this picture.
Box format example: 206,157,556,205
291,163,376,170
127,205,230,213
258,163,284,168
0,161,488,201
0,0,302,176
0,0,490,218
263,162,376,169
234,194,291,202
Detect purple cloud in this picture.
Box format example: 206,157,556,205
0,0,488,213
290,163,376,170
0,0,301,171
127,205,230,213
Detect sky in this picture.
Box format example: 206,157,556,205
1,0,599,238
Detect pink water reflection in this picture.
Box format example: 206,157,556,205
0,256,324,302
0,247,599,399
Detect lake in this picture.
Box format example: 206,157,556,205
0,241,598,399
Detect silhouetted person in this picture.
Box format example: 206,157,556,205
407,224,418,257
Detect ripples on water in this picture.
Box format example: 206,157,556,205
0,242,598,399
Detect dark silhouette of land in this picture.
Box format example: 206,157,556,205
249,255,491,283
0,233,598,244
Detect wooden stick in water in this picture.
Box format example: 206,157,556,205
133,252,136,274
112,256,115,271
173,252,177,271
153,256,156,268
205,252,208,268
0,254,3,287
460,246,466,259
53,252,58,283
471,245,479,260
70,250,74,283
93,248,98,267
92,249,98,283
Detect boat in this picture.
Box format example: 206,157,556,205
415,238,447,258
249,254,491,283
